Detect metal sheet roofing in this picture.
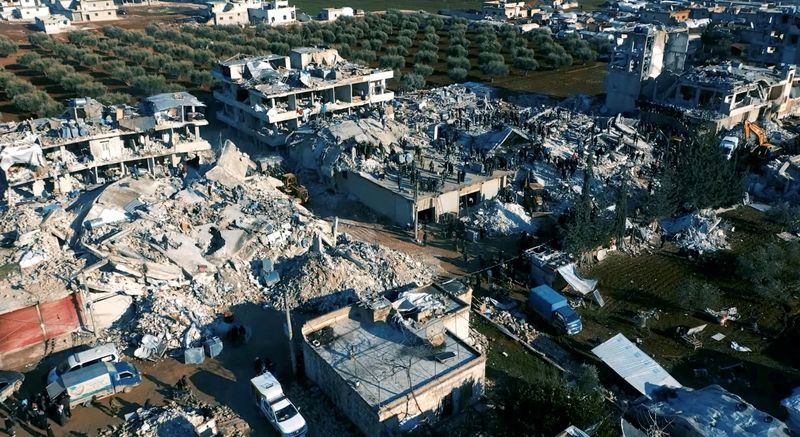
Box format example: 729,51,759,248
143,92,205,112
592,333,682,397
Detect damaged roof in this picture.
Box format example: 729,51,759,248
142,92,206,113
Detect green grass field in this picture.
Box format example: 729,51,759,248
292,0,481,14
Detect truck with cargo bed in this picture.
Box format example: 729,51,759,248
528,285,582,335
46,361,141,408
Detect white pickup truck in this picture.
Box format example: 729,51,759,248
250,372,307,437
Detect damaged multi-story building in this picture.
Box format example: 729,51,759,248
642,62,800,131
605,25,800,131
213,48,394,147
604,25,690,114
0,92,212,205
301,281,484,436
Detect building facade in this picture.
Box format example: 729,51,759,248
0,92,212,204
249,0,295,25
604,26,689,114
36,14,71,33
213,48,394,147
51,0,117,22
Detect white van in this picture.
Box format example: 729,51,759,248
47,343,120,384
251,372,307,437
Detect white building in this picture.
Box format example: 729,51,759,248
213,48,393,147
249,0,295,26
482,0,529,20
318,6,353,22
0,0,50,21
36,14,71,33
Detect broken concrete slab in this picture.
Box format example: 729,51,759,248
204,140,255,188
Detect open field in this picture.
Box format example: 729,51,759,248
574,206,800,417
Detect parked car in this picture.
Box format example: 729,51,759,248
0,370,24,402
47,343,120,384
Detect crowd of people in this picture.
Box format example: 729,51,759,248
3,392,71,437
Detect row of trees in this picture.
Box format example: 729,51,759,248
101,27,215,88
0,68,61,117
30,29,213,98
163,11,600,91
19,52,110,99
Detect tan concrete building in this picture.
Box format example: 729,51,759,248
50,0,117,22
301,281,484,436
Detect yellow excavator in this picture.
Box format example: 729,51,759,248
743,120,782,156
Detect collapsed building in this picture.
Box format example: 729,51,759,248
606,25,800,131
0,92,211,205
301,281,484,436
288,84,661,228
0,137,440,369
213,48,394,147
287,85,527,226
642,62,800,131
628,385,791,436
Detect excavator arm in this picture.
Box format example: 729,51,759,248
743,120,781,156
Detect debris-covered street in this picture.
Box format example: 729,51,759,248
1,3,800,436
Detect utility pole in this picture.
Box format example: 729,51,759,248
80,273,98,339
413,169,419,242
284,290,297,376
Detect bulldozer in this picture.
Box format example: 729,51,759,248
280,173,309,204
743,120,782,156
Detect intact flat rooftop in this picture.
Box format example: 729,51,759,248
306,312,479,408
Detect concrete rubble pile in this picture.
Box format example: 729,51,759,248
482,298,539,344
69,141,331,349
524,110,657,214
461,199,537,236
270,233,437,312
28,139,443,353
0,202,85,307
287,84,526,183
492,309,539,343
102,400,249,437
660,210,730,254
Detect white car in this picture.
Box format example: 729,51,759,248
251,372,307,437
720,136,740,160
